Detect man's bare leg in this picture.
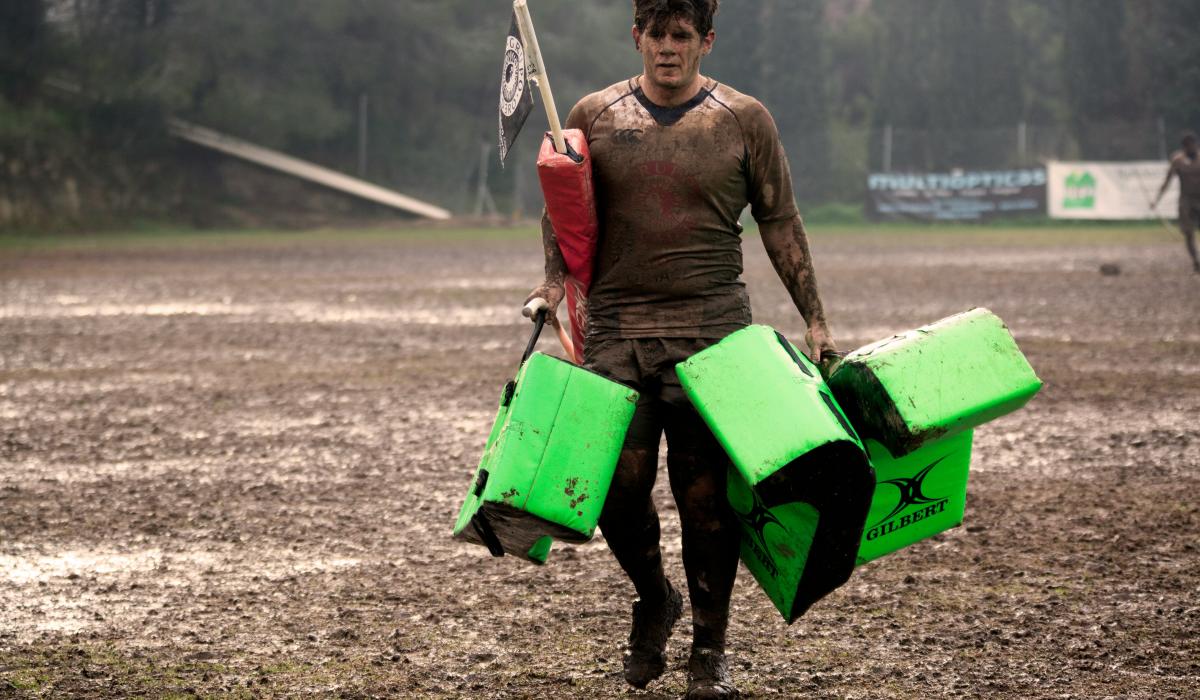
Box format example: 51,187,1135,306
666,435,740,699
599,447,669,602
666,448,740,650
1183,223,1200,273
599,446,683,688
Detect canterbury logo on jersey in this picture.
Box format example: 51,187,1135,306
610,128,643,146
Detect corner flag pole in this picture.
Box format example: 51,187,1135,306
513,0,567,155
512,0,579,363
1133,168,1180,240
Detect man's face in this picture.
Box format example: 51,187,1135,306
1185,138,1198,158
632,16,714,92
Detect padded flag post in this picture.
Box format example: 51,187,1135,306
512,0,600,361
513,0,566,155
538,131,598,357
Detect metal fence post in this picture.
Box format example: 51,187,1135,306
882,124,893,173
357,93,369,179
1158,116,1167,159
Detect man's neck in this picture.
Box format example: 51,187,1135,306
638,73,707,108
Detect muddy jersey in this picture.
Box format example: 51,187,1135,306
564,76,798,340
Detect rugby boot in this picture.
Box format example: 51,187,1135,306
622,580,683,688
684,647,738,699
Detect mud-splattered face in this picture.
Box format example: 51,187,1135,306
632,16,714,95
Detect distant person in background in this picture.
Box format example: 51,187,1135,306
1153,131,1200,273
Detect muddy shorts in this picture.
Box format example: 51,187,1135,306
1180,200,1200,233
585,336,730,450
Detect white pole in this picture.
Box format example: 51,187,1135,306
513,0,567,155
474,142,493,217
882,124,893,173
357,92,369,178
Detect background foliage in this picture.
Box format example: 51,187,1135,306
2,0,1199,226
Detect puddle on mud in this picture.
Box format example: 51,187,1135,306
0,454,399,487
0,302,260,319
267,302,515,326
0,549,162,584
412,408,494,437
823,247,1167,272
427,276,529,291
1012,327,1200,344
0,457,196,485
0,544,363,637
973,405,1199,480
0,299,519,327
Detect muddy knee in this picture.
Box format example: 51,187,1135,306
666,450,736,534
601,447,657,521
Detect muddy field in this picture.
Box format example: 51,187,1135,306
1,225,1197,699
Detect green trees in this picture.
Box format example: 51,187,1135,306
706,0,831,205
2,0,1199,228
1059,0,1144,158
1125,0,1200,147
872,0,1025,169
1,0,48,106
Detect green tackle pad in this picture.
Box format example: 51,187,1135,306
452,352,638,564
856,430,974,565
827,308,1042,457
677,325,875,622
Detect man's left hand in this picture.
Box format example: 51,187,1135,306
804,321,837,364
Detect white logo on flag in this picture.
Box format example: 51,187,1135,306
500,35,526,118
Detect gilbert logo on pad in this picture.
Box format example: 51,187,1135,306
864,455,952,543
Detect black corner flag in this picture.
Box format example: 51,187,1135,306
498,10,534,167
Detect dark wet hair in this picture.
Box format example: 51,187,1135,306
633,0,719,37
1183,131,1197,146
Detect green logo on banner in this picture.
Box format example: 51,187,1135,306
1063,171,1096,209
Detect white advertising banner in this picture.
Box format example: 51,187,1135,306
1047,160,1179,220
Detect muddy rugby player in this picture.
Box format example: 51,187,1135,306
1153,131,1200,273
526,1,836,696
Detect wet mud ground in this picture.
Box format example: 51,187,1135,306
1,226,1198,699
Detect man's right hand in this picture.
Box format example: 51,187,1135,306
524,280,565,318
804,320,838,365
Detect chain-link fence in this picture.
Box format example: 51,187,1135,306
460,118,1179,221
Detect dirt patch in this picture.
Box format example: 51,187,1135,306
1,227,1198,698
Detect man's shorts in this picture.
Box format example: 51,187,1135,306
585,336,725,451
1180,201,1200,234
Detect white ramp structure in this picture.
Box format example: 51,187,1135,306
167,118,451,221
